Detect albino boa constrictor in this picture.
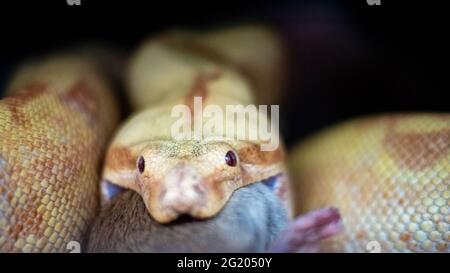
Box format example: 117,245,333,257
0,25,448,253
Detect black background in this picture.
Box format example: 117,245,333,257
0,0,448,146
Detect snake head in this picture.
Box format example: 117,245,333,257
103,140,287,223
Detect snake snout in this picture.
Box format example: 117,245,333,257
155,165,208,222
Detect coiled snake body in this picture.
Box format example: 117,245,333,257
0,26,448,253
0,55,119,252
290,114,450,252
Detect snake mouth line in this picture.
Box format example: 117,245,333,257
166,214,202,225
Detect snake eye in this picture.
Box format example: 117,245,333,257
225,151,237,167
138,156,145,173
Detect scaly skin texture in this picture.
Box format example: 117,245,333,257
127,25,288,110
290,114,450,252
0,55,119,252
102,25,293,223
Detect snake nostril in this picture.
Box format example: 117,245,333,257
193,184,205,196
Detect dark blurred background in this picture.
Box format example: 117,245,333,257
0,0,448,147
